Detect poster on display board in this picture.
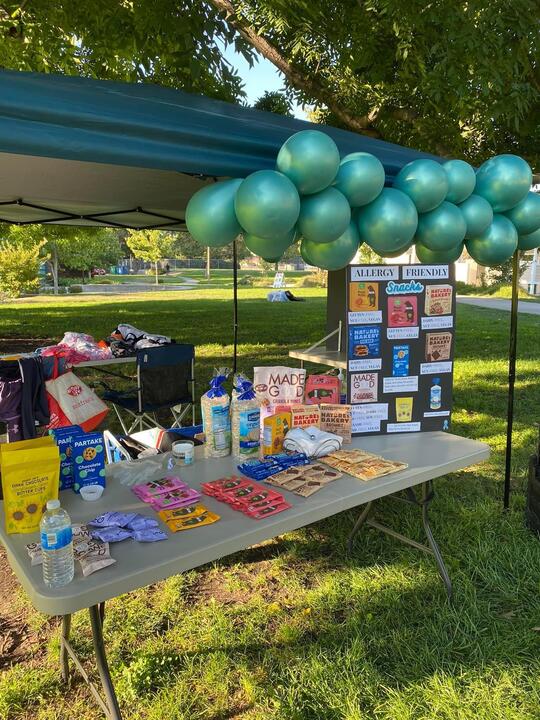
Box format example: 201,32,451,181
346,264,456,436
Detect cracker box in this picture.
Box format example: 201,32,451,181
304,374,340,405
425,284,453,316
262,412,292,456
290,404,321,430
72,432,106,493
319,404,352,443
50,425,84,491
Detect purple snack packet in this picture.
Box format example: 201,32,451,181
88,512,139,528
125,515,160,532
90,526,133,543
131,527,168,542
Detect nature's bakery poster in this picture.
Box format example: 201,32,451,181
346,264,455,436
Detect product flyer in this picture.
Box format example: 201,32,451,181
346,263,455,436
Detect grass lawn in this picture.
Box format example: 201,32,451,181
88,269,311,290
1,287,540,720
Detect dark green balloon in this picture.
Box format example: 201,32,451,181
378,239,415,258
415,240,464,264
262,255,283,263
466,214,518,266
415,201,466,251
334,152,385,207
504,192,540,235
517,227,540,251
244,227,296,258
300,221,360,271
185,178,242,247
443,159,476,204
357,188,418,253
235,170,300,239
277,130,340,195
393,159,448,213
459,194,493,238
475,154,532,212
298,187,351,244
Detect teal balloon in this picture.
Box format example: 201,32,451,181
357,187,418,253
300,238,316,265
415,240,464,264
393,159,448,213
459,194,493,239
377,239,415,259
298,187,351,244
244,227,296,258
262,255,283,263
235,170,300,239
504,191,540,235
517,228,540,252
276,130,340,195
333,152,385,207
300,222,360,271
466,214,518,266
415,201,466,251
475,154,532,212
443,159,476,204
186,178,242,247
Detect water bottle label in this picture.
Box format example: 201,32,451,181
41,527,72,550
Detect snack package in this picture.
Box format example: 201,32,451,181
72,433,106,493
425,332,452,362
1,440,60,534
201,368,231,458
262,412,291,456
231,374,261,458
77,541,116,576
425,285,453,316
50,425,84,491
290,405,321,430
132,475,186,501
319,405,352,444
254,366,306,428
166,510,220,532
158,504,208,522
149,487,201,510
304,375,340,405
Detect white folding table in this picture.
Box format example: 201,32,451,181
0,431,489,720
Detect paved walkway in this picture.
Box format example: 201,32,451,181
457,296,540,315
80,277,198,294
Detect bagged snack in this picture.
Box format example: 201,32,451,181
72,433,106,493
254,366,306,428
231,374,261,458
304,374,340,405
1,440,60,534
262,412,291,456
201,368,231,458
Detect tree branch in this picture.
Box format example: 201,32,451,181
207,0,381,137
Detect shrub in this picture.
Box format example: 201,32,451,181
68,285,83,294
0,239,44,297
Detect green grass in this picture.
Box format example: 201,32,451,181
457,282,540,302
88,269,311,289
1,288,540,719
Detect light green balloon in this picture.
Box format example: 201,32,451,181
459,194,493,239
475,154,532,212
300,221,360,271
357,188,418,253
415,240,464,264
334,152,385,207
443,159,476,204
394,159,448,213
185,178,242,247
235,170,300,239
504,192,540,235
277,130,340,195
243,227,296,259
415,201,466,251
298,187,351,244
466,214,518,266
517,227,540,251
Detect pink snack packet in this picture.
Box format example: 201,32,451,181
201,476,245,497
132,475,186,501
231,487,283,509
149,487,201,511
246,501,291,519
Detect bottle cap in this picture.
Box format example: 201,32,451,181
433,378,441,384
46,499,60,511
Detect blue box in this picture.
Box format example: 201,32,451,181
50,425,84,491
72,432,106,493
392,345,410,377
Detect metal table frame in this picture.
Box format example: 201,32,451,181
0,432,489,719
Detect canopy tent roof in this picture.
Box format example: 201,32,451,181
0,70,439,229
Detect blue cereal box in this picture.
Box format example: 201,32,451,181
50,425,84,491
72,432,106,493
392,345,410,377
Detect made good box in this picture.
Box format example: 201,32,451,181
72,432,106,493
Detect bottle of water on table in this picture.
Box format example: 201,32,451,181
40,499,74,587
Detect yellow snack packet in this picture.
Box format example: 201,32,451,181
158,504,208,523
166,510,220,532
0,436,55,454
1,443,60,534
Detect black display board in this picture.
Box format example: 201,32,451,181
346,263,456,436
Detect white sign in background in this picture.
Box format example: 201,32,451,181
420,361,453,375
386,422,421,433
421,315,454,330
351,403,389,433
402,265,449,280
387,326,420,340
348,358,382,372
348,310,383,325
350,266,399,281
383,376,419,393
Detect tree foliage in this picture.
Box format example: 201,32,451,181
0,238,45,297
253,90,292,116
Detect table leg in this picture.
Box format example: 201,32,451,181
421,483,453,601
347,500,374,552
89,604,123,720
60,614,72,684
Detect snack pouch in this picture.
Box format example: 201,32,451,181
1,440,60,534
50,425,84,491
72,432,106,493
166,510,220,532
149,487,201,510
158,504,207,522
200,367,231,458
132,476,186,500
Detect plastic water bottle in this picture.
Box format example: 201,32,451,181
430,378,442,411
40,499,74,588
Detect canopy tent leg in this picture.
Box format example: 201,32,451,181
503,250,520,510
233,237,239,373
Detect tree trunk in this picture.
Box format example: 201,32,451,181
206,247,211,280
155,261,159,285
51,244,59,295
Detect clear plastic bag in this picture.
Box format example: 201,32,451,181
201,368,231,458
231,374,261,458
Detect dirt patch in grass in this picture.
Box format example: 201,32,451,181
0,337,52,354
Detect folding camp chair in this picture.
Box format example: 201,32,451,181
102,345,195,434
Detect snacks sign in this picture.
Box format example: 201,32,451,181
346,263,455,436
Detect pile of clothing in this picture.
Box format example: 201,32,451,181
108,324,174,358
